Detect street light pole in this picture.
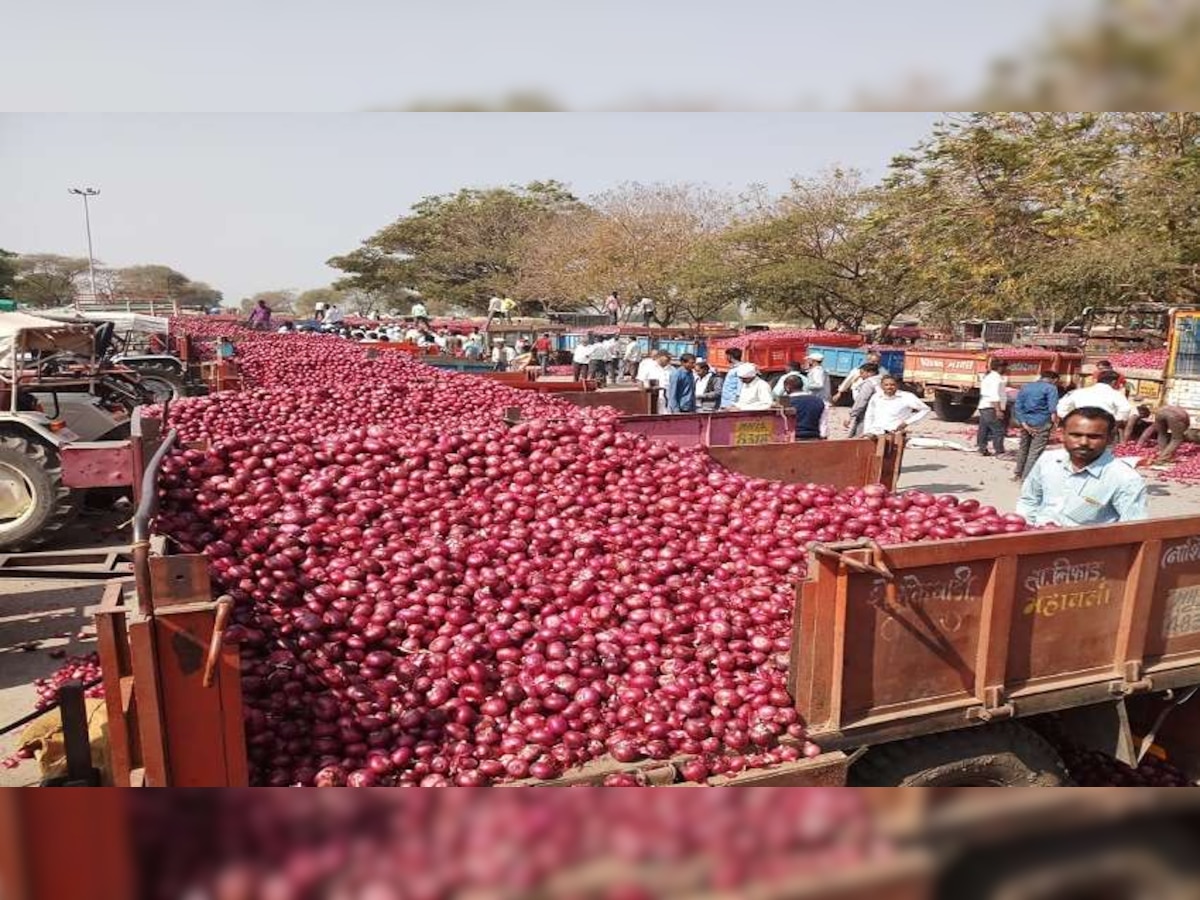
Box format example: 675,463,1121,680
68,187,100,304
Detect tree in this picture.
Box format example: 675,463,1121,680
111,264,222,311
870,113,1200,329
726,170,898,331
331,180,583,314
518,182,738,326
11,254,90,308
0,249,17,298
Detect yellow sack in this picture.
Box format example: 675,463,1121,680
17,698,112,785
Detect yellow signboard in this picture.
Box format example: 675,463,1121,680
733,420,775,446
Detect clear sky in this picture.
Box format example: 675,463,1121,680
0,113,947,303
2,0,1093,111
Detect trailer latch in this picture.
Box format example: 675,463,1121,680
967,687,1015,723
810,540,894,582
966,702,1015,723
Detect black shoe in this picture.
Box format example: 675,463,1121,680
979,450,992,457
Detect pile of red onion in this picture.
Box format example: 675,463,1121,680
131,789,889,898
32,653,103,709
1059,744,1193,787
710,330,863,350
1112,440,1200,482
156,325,1029,786
990,347,1080,360
1099,349,1168,371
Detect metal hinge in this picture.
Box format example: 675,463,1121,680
967,687,1016,723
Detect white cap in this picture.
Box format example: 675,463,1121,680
807,351,824,362
736,363,759,379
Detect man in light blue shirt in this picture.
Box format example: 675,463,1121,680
719,348,744,410
1017,406,1148,527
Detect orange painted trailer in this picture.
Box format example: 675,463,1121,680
792,515,1200,785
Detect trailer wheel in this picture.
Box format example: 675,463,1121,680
933,390,978,423
937,821,1200,900
129,364,188,403
0,436,77,550
848,722,1070,787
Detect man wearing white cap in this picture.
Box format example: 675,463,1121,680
804,351,831,401
727,364,775,411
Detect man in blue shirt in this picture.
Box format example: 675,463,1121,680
1017,407,1148,527
1012,370,1061,482
667,353,697,413
719,348,744,410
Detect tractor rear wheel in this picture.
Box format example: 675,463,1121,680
0,436,77,550
129,364,188,404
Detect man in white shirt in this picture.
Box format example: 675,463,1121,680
572,338,594,381
864,376,931,436
728,364,776,411
622,337,644,382
976,359,1010,457
636,351,672,411
772,363,806,399
325,305,344,326
486,296,504,329
639,297,656,328
410,301,428,322
804,352,831,401
1056,370,1134,425
589,336,612,385
491,339,514,371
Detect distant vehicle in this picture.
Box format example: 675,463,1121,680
1063,302,1176,350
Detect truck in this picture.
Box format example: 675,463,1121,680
903,348,1084,422
808,344,907,391
1165,308,1200,423
708,332,864,374
1064,302,1175,352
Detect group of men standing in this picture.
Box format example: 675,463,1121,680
965,357,1200,529
974,359,1195,482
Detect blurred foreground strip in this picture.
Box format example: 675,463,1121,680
1,789,1199,899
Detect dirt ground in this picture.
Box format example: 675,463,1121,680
2,406,1197,786
0,510,126,786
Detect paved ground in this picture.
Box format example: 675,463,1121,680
0,510,127,786
3,406,1197,785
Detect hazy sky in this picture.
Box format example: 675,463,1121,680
3,0,1093,111
1,113,946,303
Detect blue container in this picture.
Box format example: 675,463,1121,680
809,345,906,379
654,338,708,359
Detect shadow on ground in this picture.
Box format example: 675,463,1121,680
0,582,105,693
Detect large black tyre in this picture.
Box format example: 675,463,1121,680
937,821,1200,900
0,436,77,550
933,389,978,423
848,722,1070,787
129,364,188,403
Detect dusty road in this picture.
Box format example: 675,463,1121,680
0,510,127,786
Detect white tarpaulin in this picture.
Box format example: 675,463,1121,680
0,312,96,374
37,307,169,334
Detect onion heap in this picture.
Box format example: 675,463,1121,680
709,330,863,351
131,789,890,898
1112,440,1200,483
1100,349,1168,371
157,326,1029,786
